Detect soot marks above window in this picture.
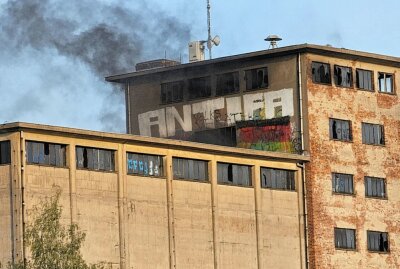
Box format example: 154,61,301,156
329,119,352,141
161,81,184,104
216,72,239,96
312,62,331,84
76,146,115,171
334,65,352,87
26,141,66,167
245,67,268,91
188,77,211,99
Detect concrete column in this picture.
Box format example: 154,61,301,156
297,167,307,269
117,144,127,269
165,155,176,269
253,165,262,269
210,158,219,269
68,143,77,224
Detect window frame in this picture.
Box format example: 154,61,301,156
361,123,385,146
329,118,352,142
332,172,354,195
334,65,353,88
160,80,184,104
217,162,252,187
356,68,374,91
334,227,356,250
367,230,389,253
378,72,394,94
76,146,115,172
311,61,331,85
188,76,212,100
127,152,164,178
244,67,269,91
364,176,386,199
26,141,67,167
260,167,296,191
216,71,240,96
172,157,209,182
0,140,11,165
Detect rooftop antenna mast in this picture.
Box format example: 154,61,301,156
206,0,220,59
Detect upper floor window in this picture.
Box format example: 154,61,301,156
216,72,239,96
367,231,389,252
334,65,352,87
127,153,163,177
0,141,11,165
332,173,354,194
217,162,251,186
26,141,66,167
188,77,211,99
173,157,208,181
335,228,356,250
356,69,373,91
365,176,386,198
245,67,268,90
76,146,115,171
378,72,394,93
312,62,331,84
161,81,184,104
261,167,295,191
329,119,352,141
362,123,385,145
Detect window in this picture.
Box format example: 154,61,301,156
332,173,354,194
378,72,394,93
218,163,251,186
26,141,66,167
365,177,386,198
76,146,115,171
312,62,331,84
367,231,389,252
261,167,295,190
0,141,11,165
334,228,356,250
334,65,352,87
188,77,211,99
216,72,239,95
127,153,163,177
362,123,385,145
161,81,184,104
245,67,268,90
356,69,373,91
173,157,208,181
329,119,352,141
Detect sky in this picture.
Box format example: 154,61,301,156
0,0,399,133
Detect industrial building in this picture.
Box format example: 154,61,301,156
106,43,400,268
0,122,308,268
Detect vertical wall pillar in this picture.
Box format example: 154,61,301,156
210,159,219,269
253,165,262,269
165,155,176,269
117,144,127,269
297,165,307,269
68,143,77,224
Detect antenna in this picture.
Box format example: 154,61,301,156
206,0,220,59
265,35,282,49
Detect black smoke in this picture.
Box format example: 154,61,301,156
0,0,191,131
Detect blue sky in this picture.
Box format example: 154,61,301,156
0,0,399,132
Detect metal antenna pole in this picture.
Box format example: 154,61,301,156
207,0,212,59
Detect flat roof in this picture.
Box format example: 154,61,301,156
0,122,309,162
105,43,400,83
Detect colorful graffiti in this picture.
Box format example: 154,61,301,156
236,116,301,153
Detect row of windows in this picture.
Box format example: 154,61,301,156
312,62,394,94
330,119,385,146
23,141,296,190
160,67,268,104
332,173,386,198
335,228,389,253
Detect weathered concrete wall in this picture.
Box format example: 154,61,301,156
304,53,400,268
0,165,12,266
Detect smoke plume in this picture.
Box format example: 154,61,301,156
0,0,191,132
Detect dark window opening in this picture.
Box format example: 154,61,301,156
365,177,386,198
335,228,356,250
76,146,115,171
217,162,251,186
356,69,373,91
0,141,11,165
378,72,394,93
161,81,184,104
216,72,239,96
261,167,295,190
188,77,211,99
127,153,163,177
332,173,353,194
367,231,389,252
245,67,268,91
362,123,385,145
334,65,352,87
312,62,331,84
329,119,352,141
173,157,208,181
26,141,66,167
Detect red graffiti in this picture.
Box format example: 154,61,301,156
237,124,291,143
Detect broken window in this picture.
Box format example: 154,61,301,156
188,77,211,99
362,123,385,145
365,177,386,198
312,62,331,84
261,167,295,190
334,228,356,250
173,157,208,181
245,67,268,90
217,162,251,186
26,141,66,167
127,153,163,177
329,119,352,141
332,173,353,194
216,71,239,96
378,72,394,93
0,141,11,165
334,65,352,87
367,231,389,252
161,80,184,104
76,146,115,171
356,69,373,91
